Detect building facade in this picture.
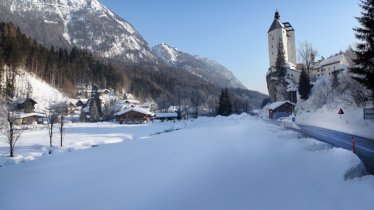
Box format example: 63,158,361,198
311,53,350,80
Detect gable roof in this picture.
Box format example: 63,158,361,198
268,19,284,33
114,107,154,117
15,98,37,105
267,101,295,110
314,54,347,69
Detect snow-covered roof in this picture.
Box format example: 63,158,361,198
15,98,37,105
77,99,88,104
17,113,46,119
155,113,178,118
124,99,140,104
314,54,347,69
115,107,154,116
266,101,295,110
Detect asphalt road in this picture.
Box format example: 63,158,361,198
297,124,374,174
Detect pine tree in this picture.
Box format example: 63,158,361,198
298,68,312,100
89,100,100,122
217,88,232,116
351,0,374,102
275,39,287,78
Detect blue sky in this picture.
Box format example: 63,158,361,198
100,0,361,94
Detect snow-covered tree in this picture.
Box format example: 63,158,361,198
89,100,100,122
351,0,374,102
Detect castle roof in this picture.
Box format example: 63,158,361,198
268,19,283,33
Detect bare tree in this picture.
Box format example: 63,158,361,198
298,41,318,74
0,102,24,157
54,103,66,147
46,110,58,153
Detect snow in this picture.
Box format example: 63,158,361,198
18,112,46,119
295,105,374,140
155,112,178,118
15,70,66,111
266,101,294,110
294,70,374,140
0,115,373,210
114,107,154,116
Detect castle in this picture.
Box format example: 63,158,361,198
268,10,296,68
267,10,300,103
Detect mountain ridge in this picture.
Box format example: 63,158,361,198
152,43,246,89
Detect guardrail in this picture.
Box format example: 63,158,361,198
364,108,374,120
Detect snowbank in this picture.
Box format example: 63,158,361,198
0,115,373,210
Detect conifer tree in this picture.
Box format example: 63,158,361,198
89,100,100,122
275,39,287,78
217,88,232,116
298,68,312,100
351,0,374,102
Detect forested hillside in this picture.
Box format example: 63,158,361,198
0,22,125,98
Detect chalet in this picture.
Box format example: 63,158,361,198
114,107,154,124
155,113,178,122
15,98,37,113
266,101,295,119
65,101,78,115
15,113,46,125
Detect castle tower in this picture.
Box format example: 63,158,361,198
268,10,296,67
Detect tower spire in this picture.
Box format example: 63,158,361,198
275,9,280,20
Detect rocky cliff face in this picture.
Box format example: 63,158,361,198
0,0,156,63
266,68,289,102
153,43,246,89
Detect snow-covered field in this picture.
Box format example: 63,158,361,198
0,115,373,210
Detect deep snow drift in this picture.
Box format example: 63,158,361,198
0,115,373,210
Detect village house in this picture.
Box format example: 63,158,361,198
15,113,46,125
266,101,295,120
311,53,350,80
15,98,37,113
114,107,154,124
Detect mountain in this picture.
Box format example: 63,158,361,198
152,43,246,89
0,0,156,63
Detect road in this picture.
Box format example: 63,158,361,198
296,124,374,174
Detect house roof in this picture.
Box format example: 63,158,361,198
114,107,154,116
17,113,46,119
15,98,37,105
267,101,295,110
155,113,178,118
314,54,347,69
124,99,140,104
